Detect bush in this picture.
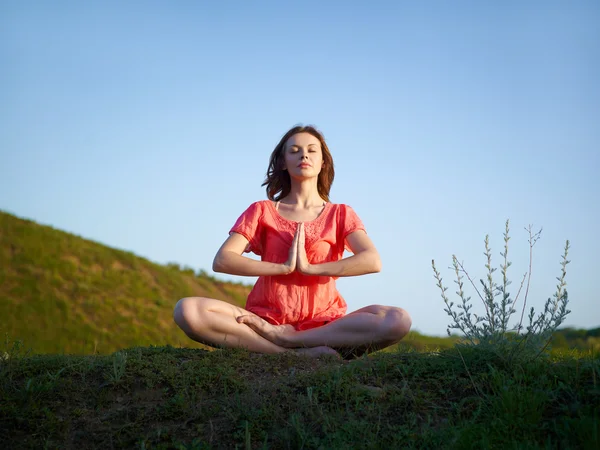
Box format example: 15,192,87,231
432,220,571,363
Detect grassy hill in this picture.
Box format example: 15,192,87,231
1,209,597,357
1,209,462,356
1,211,598,448
0,210,251,355
1,344,598,448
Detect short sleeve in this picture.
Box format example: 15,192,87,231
339,204,366,252
229,202,264,255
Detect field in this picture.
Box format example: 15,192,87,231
1,210,599,448
1,341,598,449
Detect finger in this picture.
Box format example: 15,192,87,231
237,315,275,341
298,223,306,252
237,315,263,331
238,315,269,329
292,223,300,245
290,227,299,256
296,222,301,246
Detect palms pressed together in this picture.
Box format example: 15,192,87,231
283,221,312,275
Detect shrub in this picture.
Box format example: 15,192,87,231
431,220,570,363
166,262,182,271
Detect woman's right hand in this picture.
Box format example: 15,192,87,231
283,224,300,274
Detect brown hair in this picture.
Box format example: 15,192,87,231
262,125,335,201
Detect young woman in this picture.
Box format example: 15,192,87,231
173,125,412,358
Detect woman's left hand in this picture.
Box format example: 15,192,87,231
296,222,314,275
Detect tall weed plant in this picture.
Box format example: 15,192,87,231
432,220,571,363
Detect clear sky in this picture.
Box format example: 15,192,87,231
1,1,598,336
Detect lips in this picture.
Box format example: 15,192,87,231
298,163,311,168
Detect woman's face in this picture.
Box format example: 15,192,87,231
283,132,324,180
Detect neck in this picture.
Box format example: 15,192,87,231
283,179,324,207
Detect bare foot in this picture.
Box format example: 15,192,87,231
237,315,296,347
294,346,341,359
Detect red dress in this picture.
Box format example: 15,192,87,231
229,200,366,330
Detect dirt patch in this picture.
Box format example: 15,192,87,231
111,261,126,271
62,255,81,267
138,267,166,295
115,306,135,319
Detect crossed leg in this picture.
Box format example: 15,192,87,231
173,297,411,358
237,304,412,357
173,297,338,357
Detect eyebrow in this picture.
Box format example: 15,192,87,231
288,143,319,148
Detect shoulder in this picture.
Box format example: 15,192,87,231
329,203,360,215
242,200,272,212
325,203,363,226
254,200,276,209
235,200,275,223
329,203,365,229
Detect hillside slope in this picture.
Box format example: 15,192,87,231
0,210,251,355
1,210,596,356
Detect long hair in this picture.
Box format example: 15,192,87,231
262,125,335,202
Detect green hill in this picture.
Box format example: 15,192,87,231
1,210,597,357
1,212,598,448
2,346,598,448
551,326,600,352
0,210,251,355
1,210,460,356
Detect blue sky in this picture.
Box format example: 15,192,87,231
1,1,598,336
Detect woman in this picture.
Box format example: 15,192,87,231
173,125,411,358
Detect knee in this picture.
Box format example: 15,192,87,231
384,307,412,342
173,297,206,332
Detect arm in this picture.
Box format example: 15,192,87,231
299,227,382,277
213,232,297,277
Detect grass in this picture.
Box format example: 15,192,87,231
0,210,251,355
2,209,599,447
1,342,598,449
0,209,467,357
1,210,596,357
